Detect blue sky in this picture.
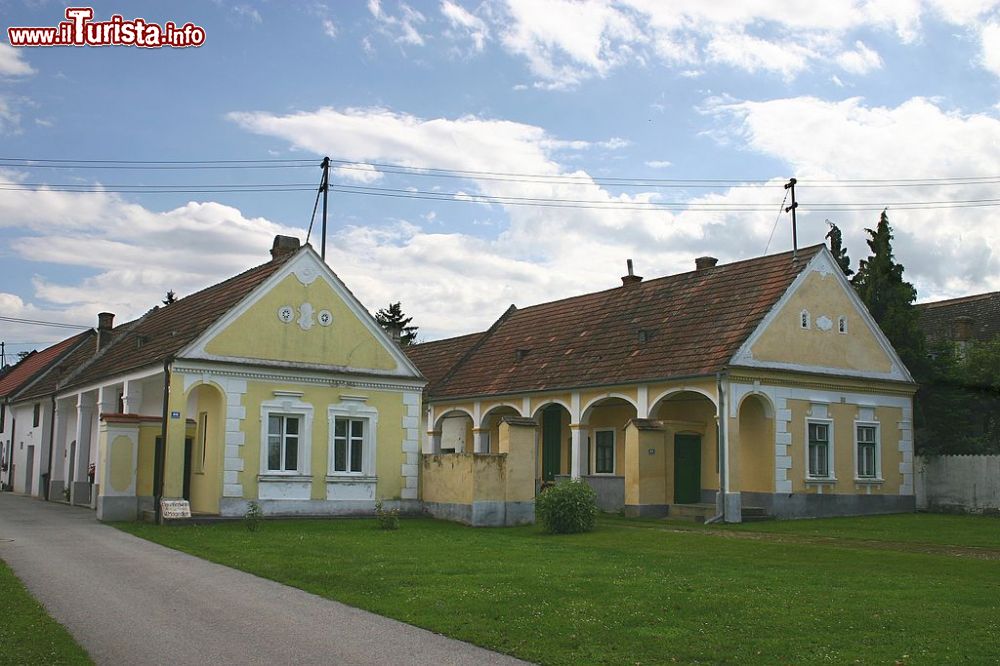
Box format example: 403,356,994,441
1,0,999,355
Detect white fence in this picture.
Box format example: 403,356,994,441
915,455,1000,514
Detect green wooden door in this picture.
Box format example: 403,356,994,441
673,434,702,504
542,406,563,481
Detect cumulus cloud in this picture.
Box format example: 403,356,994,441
0,43,35,77
369,0,427,46
440,0,489,51
452,0,1000,87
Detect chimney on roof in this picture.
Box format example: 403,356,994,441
96,312,114,351
954,315,974,342
270,235,301,261
695,256,718,271
621,259,643,286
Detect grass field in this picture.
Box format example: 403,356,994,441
0,559,91,665
120,513,1000,665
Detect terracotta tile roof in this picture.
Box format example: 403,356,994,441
403,332,484,388
61,253,293,390
0,331,92,399
408,245,823,401
14,331,97,402
917,291,1000,343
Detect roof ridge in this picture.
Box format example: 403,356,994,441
55,313,152,391
918,291,1000,308
432,304,517,393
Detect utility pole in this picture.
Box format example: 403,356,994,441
784,177,799,261
320,156,330,261
0,341,5,369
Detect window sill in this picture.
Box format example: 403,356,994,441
854,477,884,485
258,474,312,483
805,477,837,485
325,475,376,483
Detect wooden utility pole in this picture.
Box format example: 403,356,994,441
784,177,799,260
320,156,330,260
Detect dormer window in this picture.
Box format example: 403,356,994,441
800,310,810,329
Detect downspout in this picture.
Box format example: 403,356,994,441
154,357,172,525
44,394,56,501
6,404,15,492
705,370,728,524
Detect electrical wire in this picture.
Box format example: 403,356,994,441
764,191,789,255
0,316,91,330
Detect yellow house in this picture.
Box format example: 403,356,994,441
405,245,917,523
43,236,425,521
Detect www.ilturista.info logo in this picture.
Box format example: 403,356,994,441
7,7,206,48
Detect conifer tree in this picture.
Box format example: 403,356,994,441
825,220,852,276
851,210,927,375
374,302,418,346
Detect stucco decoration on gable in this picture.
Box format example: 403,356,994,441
292,257,320,286
318,309,333,327
298,302,316,330
277,305,294,324
816,315,833,331
811,252,836,277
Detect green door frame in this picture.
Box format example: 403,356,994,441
673,433,702,504
541,406,563,481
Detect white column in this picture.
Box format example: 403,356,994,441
570,425,587,479
51,401,68,483
73,393,95,503
473,429,489,454
122,378,144,414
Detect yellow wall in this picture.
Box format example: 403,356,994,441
750,271,893,373
187,385,224,514
736,396,773,493
419,453,509,504
788,399,903,495
204,273,399,372
108,435,133,492
240,381,406,500
136,424,159,496
587,403,636,475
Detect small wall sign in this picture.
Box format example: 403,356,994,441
161,499,191,519
648,448,656,455
170,411,181,419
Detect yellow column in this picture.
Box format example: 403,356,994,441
498,416,538,525
623,418,668,517
162,371,188,499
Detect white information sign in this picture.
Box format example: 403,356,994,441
161,499,192,519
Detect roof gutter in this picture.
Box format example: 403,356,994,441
705,369,728,524
154,356,172,525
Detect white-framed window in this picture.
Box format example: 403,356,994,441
855,422,880,480
807,419,833,479
594,429,615,474
800,309,810,329
328,399,378,478
266,414,301,473
259,396,313,477
332,417,365,474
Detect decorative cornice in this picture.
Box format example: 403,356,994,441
171,363,423,393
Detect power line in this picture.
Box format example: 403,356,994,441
0,316,91,330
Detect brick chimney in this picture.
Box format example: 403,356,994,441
270,235,301,261
96,312,114,351
621,259,643,286
695,256,718,271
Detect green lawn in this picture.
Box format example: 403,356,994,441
0,559,91,665
119,514,1000,665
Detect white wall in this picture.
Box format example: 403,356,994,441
915,455,1000,513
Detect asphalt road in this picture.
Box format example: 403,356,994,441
0,494,528,665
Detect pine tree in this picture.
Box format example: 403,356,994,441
825,220,852,276
375,302,418,346
850,210,926,376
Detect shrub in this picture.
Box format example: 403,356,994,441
243,501,263,532
375,499,400,530
535,479,598,534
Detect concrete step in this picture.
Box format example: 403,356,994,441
668,503,717,523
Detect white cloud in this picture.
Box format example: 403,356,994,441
0,97,22,134
0,43,35,77
440,1,489,51
369,0,427,46
645,160,672,169
703,95,1000,300
835,41,883,74
334,163,382,183
322,18,338,39
232,5,263,25
476,0,1000,86
980,20,1000,76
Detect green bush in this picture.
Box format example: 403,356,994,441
243,500,263,532
535,479,598,534
375,499,400,530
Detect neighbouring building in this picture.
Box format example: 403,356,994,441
917,290,1000,347
405,245,918,523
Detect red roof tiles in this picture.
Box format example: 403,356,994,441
0,332,92,399
406,245,823,401
918,291,1000,344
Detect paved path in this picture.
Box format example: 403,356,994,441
0,494,527,665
